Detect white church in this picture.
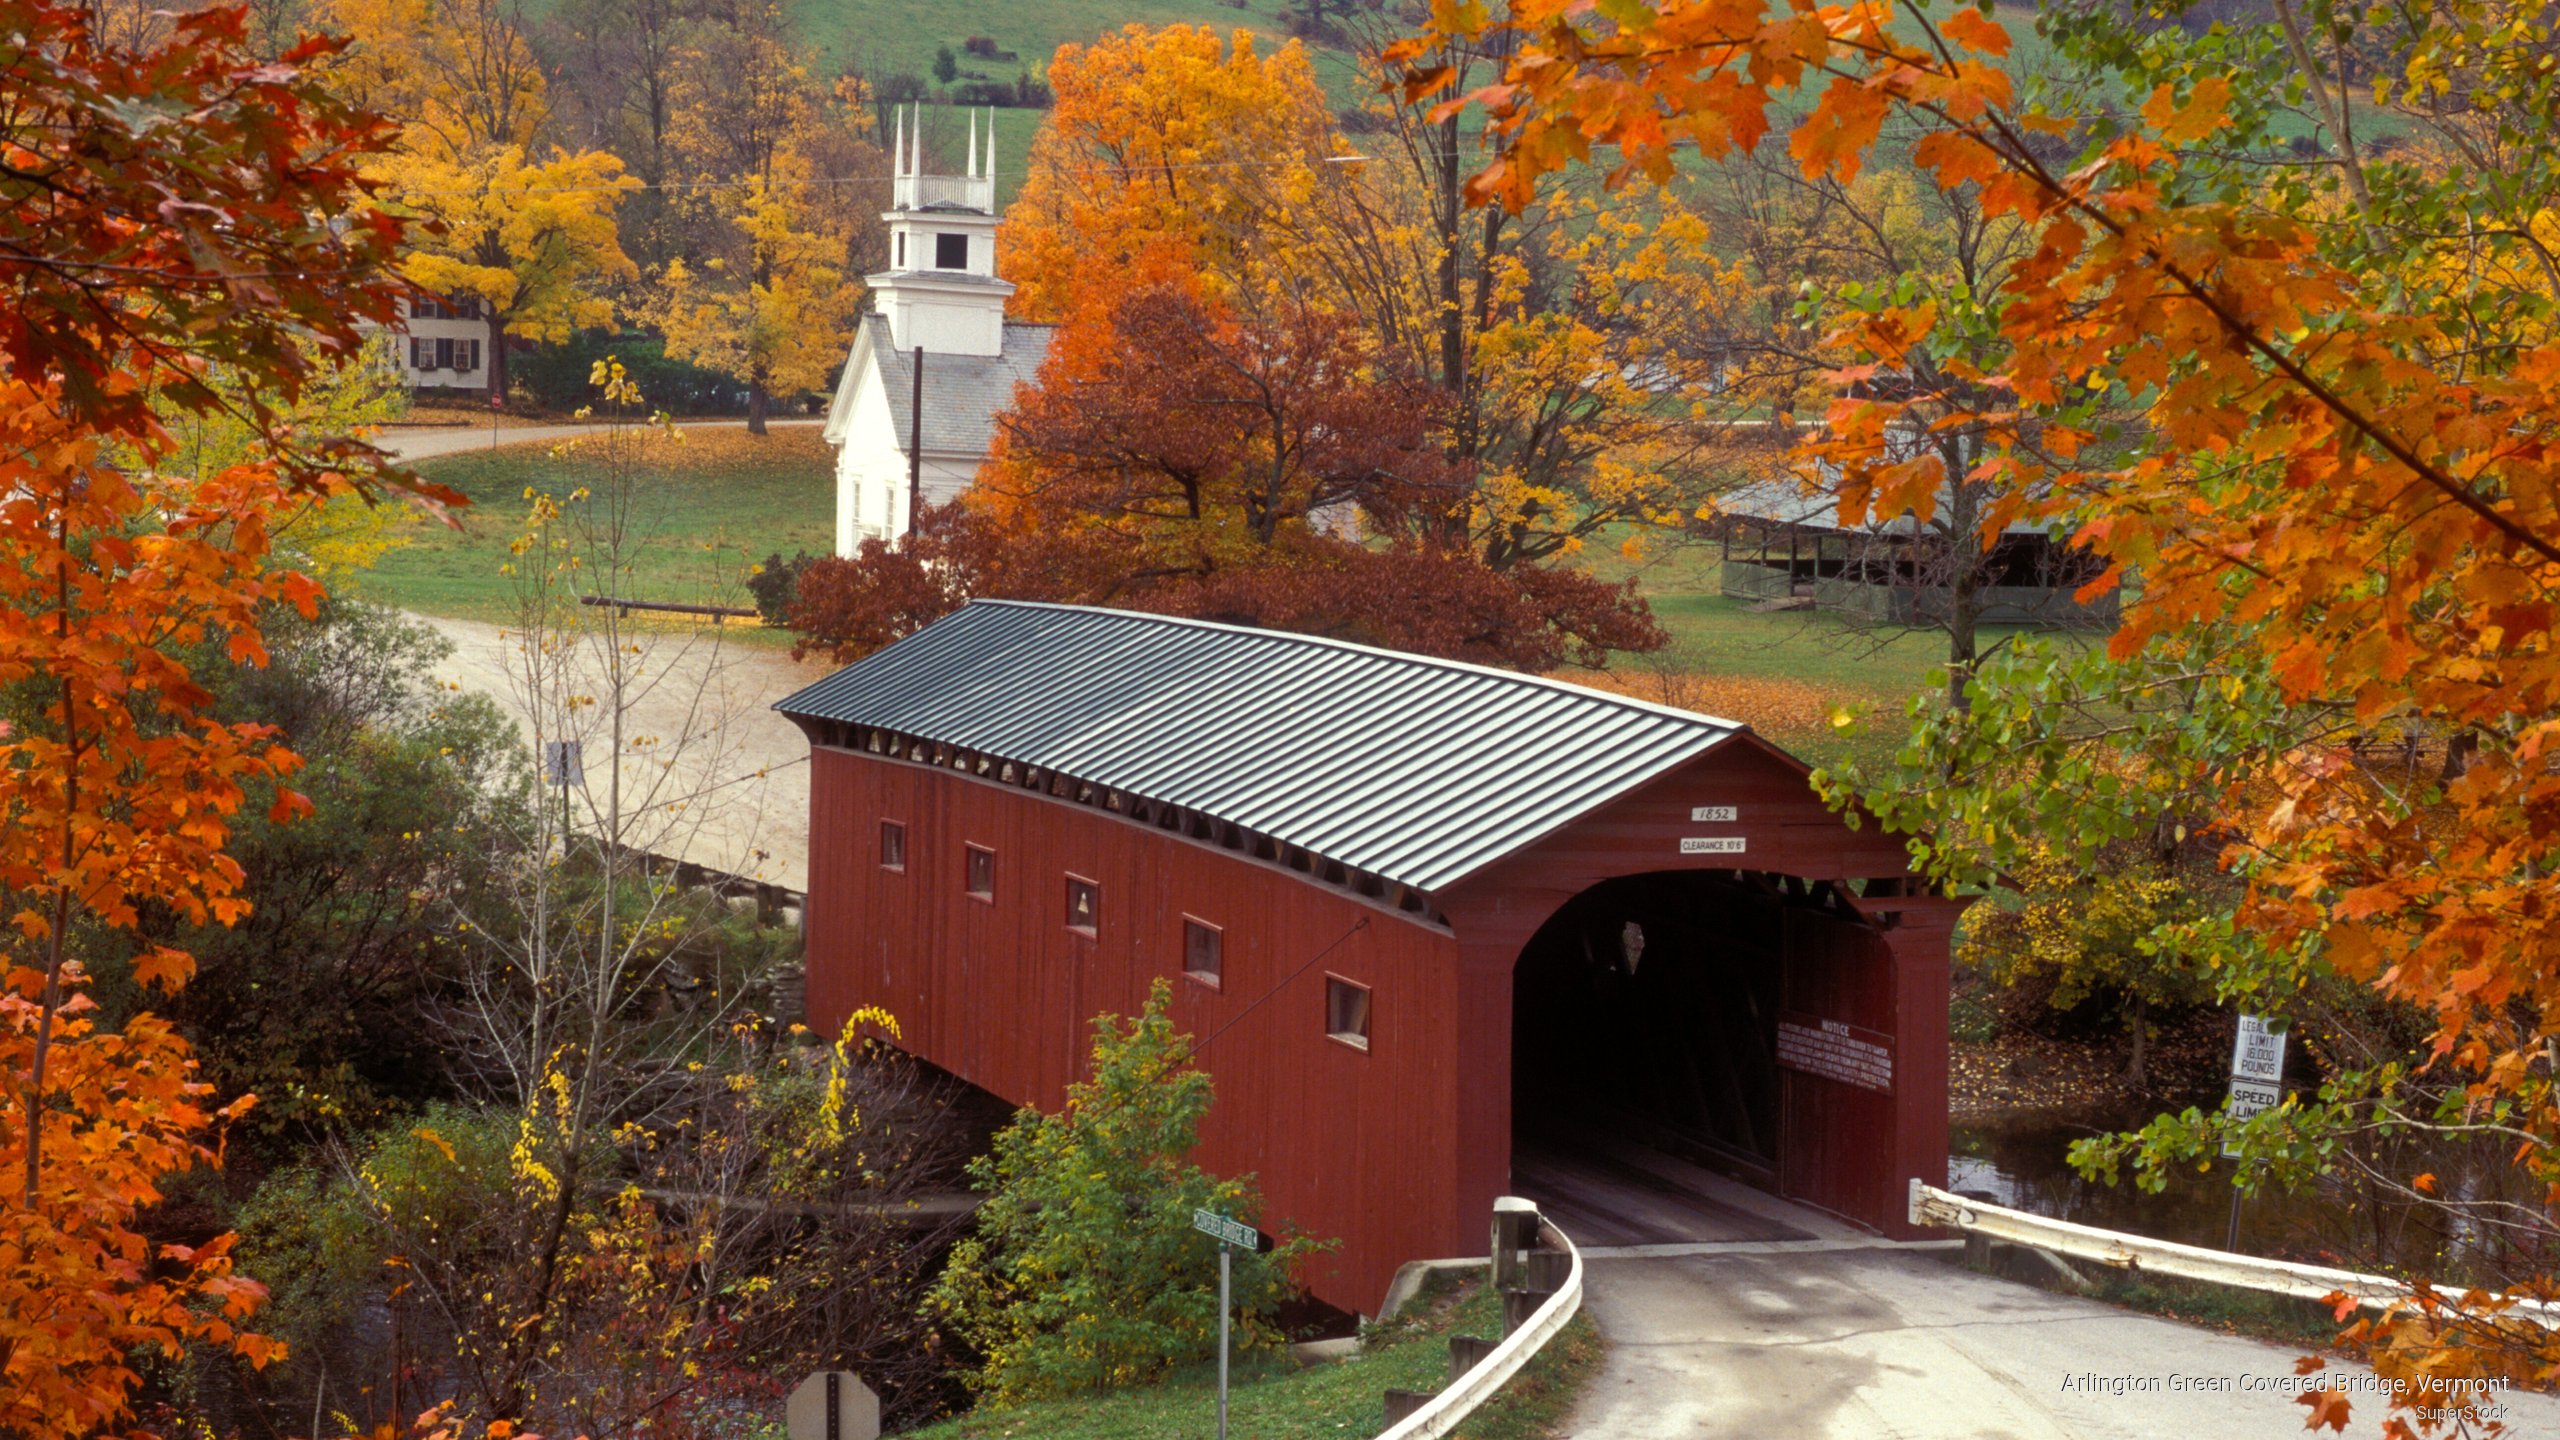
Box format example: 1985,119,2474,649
822,108,1055,556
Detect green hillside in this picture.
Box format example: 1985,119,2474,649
791,0,1298,81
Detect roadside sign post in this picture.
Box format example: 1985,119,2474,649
784,1370,878,1440
543,739,583,841
1218,1241,1231,1440
1192,1208,1271,1440
2220,1015,2289,1251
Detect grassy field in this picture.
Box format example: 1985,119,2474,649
1571,534,1980,771
353,427,1957,763
906,1277,1603,1440
356,427,834,630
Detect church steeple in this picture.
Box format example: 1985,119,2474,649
870,104,1011,357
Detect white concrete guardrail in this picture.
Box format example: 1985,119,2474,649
1909,1179,2560,1328
1375,1199,1584,1440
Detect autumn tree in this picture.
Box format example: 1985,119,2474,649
327,0,641,401
0,0,430,1432
538,0,694,265
996,24,1351,322
1010,22,1754,590
787,277,1664,669
1400,0,2560,1421
657,149,860,431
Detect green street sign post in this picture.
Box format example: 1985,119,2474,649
1193,1208,1273,1440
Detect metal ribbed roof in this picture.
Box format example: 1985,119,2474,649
774,602,1745,893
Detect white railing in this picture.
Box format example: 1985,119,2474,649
1376,1207,1584,1440
1909,1179,2560,1328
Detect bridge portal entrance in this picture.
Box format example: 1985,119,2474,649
1509,869,1912,1244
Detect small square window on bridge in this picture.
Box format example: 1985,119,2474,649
879,819,906,871
1066,875,1099,934
965,843,995,900
1326,975,1370,1053
1183,917,1223,989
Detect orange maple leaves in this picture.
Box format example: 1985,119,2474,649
1406,0,2560,1421
0,0,424,1432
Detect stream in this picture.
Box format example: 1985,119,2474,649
1951,1107,2546,1289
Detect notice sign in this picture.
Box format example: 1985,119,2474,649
1689,805,1739,822
2225,1077,2282,1121
1680,836,1747,855
1777,1014,1894,1092
2231,1015,2288,1083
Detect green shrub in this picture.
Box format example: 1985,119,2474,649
927,980,1327,1406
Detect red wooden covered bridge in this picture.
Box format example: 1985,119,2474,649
777,601,1962,1315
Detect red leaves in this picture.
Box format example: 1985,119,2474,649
783,276,1664,670
2297,1384,2353,1432
1790,76,1890,181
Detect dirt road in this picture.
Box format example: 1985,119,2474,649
416,612,823,892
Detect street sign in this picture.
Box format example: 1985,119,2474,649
2230,1014,2288,1083
2224,1076,2283,1121
1192,1208,1264,1252
786,1370,879,1440
543,739,584,787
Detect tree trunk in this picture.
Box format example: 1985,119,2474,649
2122,991,2149,1087
1944,529,1981,712
486,311,509,408
747,378,769,435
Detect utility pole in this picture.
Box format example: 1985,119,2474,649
907,346,925,540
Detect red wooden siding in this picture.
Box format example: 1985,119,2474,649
1435,738,1960,1241
803,730,1959,1314
804,745,1467,1310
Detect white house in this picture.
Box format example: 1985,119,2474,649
821,106,1053,555
389,294,492,397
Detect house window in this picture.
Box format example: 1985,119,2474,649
964,843,995,900
1065,875,1099,934
460,338,482,374
879,819,906,871
409,337,431,369
935,232,969,269
433,336,456,370
412,295,446,320
1325,975,1370,1052
1183,918,1222,989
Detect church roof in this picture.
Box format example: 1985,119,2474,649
850,315,1054,458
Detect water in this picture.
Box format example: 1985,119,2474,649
1951,1107,2552,1289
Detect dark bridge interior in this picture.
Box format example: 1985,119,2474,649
1510,870,1811,1246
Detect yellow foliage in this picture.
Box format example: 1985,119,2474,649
328,0,639,366
656,144,862,399
396,145,639,343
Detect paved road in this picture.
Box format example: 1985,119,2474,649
380,415,821,462
415,612,822,893
1559,1236,2560,1438
390,417,831,891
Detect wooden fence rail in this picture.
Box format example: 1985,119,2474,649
580,594,760,623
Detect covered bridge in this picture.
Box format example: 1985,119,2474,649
776,601,1962,1314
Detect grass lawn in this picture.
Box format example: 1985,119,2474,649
356,426,833,632
1570,534,2008,771
352,420,2014,773
907,1276,1603,1440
